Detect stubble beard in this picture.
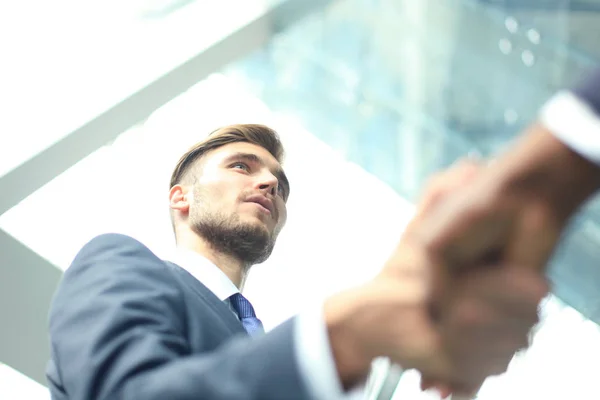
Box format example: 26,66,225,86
190,196,277,268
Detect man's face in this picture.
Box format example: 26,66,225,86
186,142,289,265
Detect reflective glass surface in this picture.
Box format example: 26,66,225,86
224,0,600,324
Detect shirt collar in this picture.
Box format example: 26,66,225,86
169,248,239,301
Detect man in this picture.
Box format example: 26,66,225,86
409,68,600,320
46,124,546,399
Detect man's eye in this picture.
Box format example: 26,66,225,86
231,162,250,171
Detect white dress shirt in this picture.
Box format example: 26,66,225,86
170,248,239,316
541,90,600,165
169,248,360,400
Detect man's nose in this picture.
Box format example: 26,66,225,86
256,172,278,196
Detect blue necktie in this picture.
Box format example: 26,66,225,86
228,293,264,336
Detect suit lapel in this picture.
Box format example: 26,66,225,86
165,261,246,335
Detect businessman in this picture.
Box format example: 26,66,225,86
46,124,546,399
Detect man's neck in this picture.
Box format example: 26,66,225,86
176,230,248,289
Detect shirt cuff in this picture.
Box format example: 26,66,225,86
294,304,365,400
539,90,600,166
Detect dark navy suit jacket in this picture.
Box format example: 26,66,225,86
46,233,310,400
574,68,600,114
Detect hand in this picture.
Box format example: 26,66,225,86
417,125,600,285
403,125,600,395
423,265,547,396
323,161,481,390
324,159,548,395
380,160,548,395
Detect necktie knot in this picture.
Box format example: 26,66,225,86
229,293,264,336
229,293,257,318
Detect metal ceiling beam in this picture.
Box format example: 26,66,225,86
0,0,336,387
0,229,62,386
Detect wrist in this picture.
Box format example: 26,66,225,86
492,123,600,222
324,287,373,390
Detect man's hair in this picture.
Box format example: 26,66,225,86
169,124,285,189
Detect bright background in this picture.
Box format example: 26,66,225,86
2,0,600,399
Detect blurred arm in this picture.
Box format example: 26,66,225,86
490,69,600,223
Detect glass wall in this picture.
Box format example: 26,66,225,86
224,0,600,325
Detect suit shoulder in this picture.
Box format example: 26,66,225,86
83,233,146,250
77,233,154,257
67,233,164,277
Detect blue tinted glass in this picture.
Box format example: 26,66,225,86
224,0,600,325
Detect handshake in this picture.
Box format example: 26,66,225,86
323,125,600,397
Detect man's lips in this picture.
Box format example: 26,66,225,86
245,195,274,216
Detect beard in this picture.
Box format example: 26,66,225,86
189,189,277,267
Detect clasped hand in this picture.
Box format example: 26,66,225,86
376,160,549,397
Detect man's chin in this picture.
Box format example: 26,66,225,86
240,215,275,234
192,214,276,265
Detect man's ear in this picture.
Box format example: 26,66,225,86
169,185,191,214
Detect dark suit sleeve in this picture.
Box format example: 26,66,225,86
572,68,600,115
48,234,310,400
